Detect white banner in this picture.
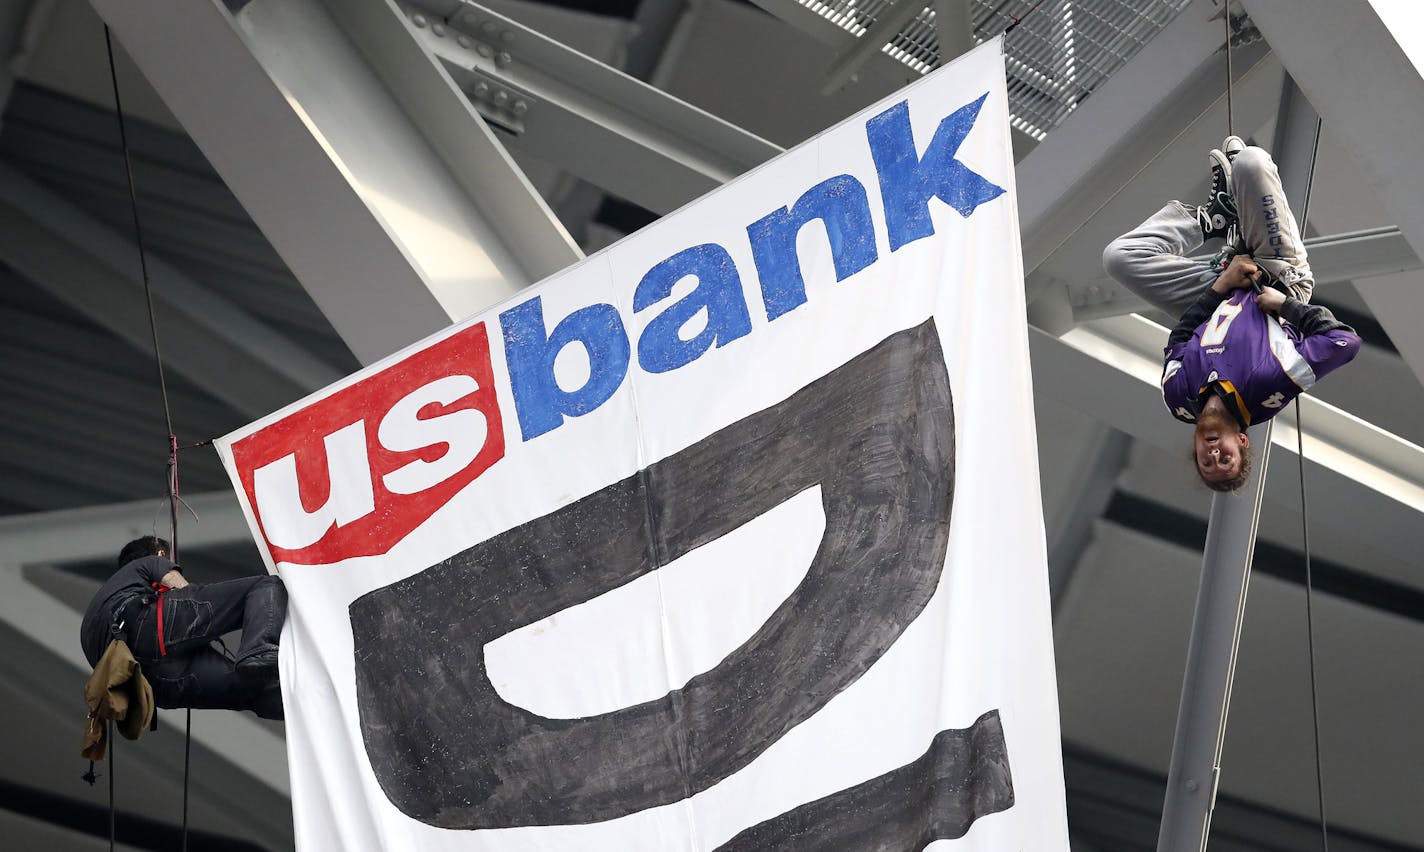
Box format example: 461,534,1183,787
216,37,1067,851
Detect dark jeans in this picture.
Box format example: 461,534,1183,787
130,575,287,720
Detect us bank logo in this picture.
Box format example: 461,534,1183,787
230,94,1003,568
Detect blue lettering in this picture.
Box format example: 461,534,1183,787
634,244,752,373
867,94,1004,251
500,296,630,441
747,175,878,321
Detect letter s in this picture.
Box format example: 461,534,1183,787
379,375,490,495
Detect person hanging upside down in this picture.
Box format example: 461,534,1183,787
1103,136,1361,491
80,536,287,719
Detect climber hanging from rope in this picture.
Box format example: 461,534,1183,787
80,535,287,720
1102,136,1361,491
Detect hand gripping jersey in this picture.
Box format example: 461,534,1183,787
1161,289,1361,427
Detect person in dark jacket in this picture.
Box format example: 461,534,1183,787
80,536,286,720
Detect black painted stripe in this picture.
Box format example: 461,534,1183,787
716,710,1014,851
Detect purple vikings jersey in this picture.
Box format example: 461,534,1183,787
1162,289,1361,426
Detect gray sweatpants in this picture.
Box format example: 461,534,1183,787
1102,146,1313,318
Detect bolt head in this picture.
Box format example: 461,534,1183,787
1186,779,1199,792
432,23,446,37
481,21,496,34
477,43,493,58
501,30,514,44
493,90,509,105
512,99,528,114
457,35,471,48
496,51,512,67
411,13,427,27
473,81,490,97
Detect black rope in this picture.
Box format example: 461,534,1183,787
108,720,115,852
104,23,194,852
1002,0,1046,35
1292,112,1330,852
183,709,192,852
103,27,174,441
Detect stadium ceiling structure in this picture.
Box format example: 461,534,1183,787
1,0,1421,849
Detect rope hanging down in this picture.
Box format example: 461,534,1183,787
1222,7,1330,848
102,24,195,852
1291,114,1330,852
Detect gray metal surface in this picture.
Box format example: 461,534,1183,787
402,0,783,216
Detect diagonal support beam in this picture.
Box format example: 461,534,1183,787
932,0,974,61
1068,227,1420,323
0,163,343,418
1242,0,1424,389
90,0,582,365
401,0,782,217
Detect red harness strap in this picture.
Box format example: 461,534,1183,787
151,581,171,656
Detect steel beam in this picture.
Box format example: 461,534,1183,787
1242,0,1424,390
932,0,974,61
820,0,930,95
1046,426,1131,611
89,0,581,365
1068,227,1421,322
400,0,782,217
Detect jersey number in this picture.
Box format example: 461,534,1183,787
1201,302,1244,347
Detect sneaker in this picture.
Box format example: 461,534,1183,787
1222,135,1245,161
236,645,279,680
1198,147,1238,240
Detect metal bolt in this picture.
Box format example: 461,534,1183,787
473,81,490,98
476,43,493,58
501,30,514,44
512,99,528,115
432,23,446,37
481,21,496,34
457,35,471,48
493,90,509,106
496,51,512,68
411,13,427,27
1186,779,1199,792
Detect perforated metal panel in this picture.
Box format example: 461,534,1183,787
791,0,1194,139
